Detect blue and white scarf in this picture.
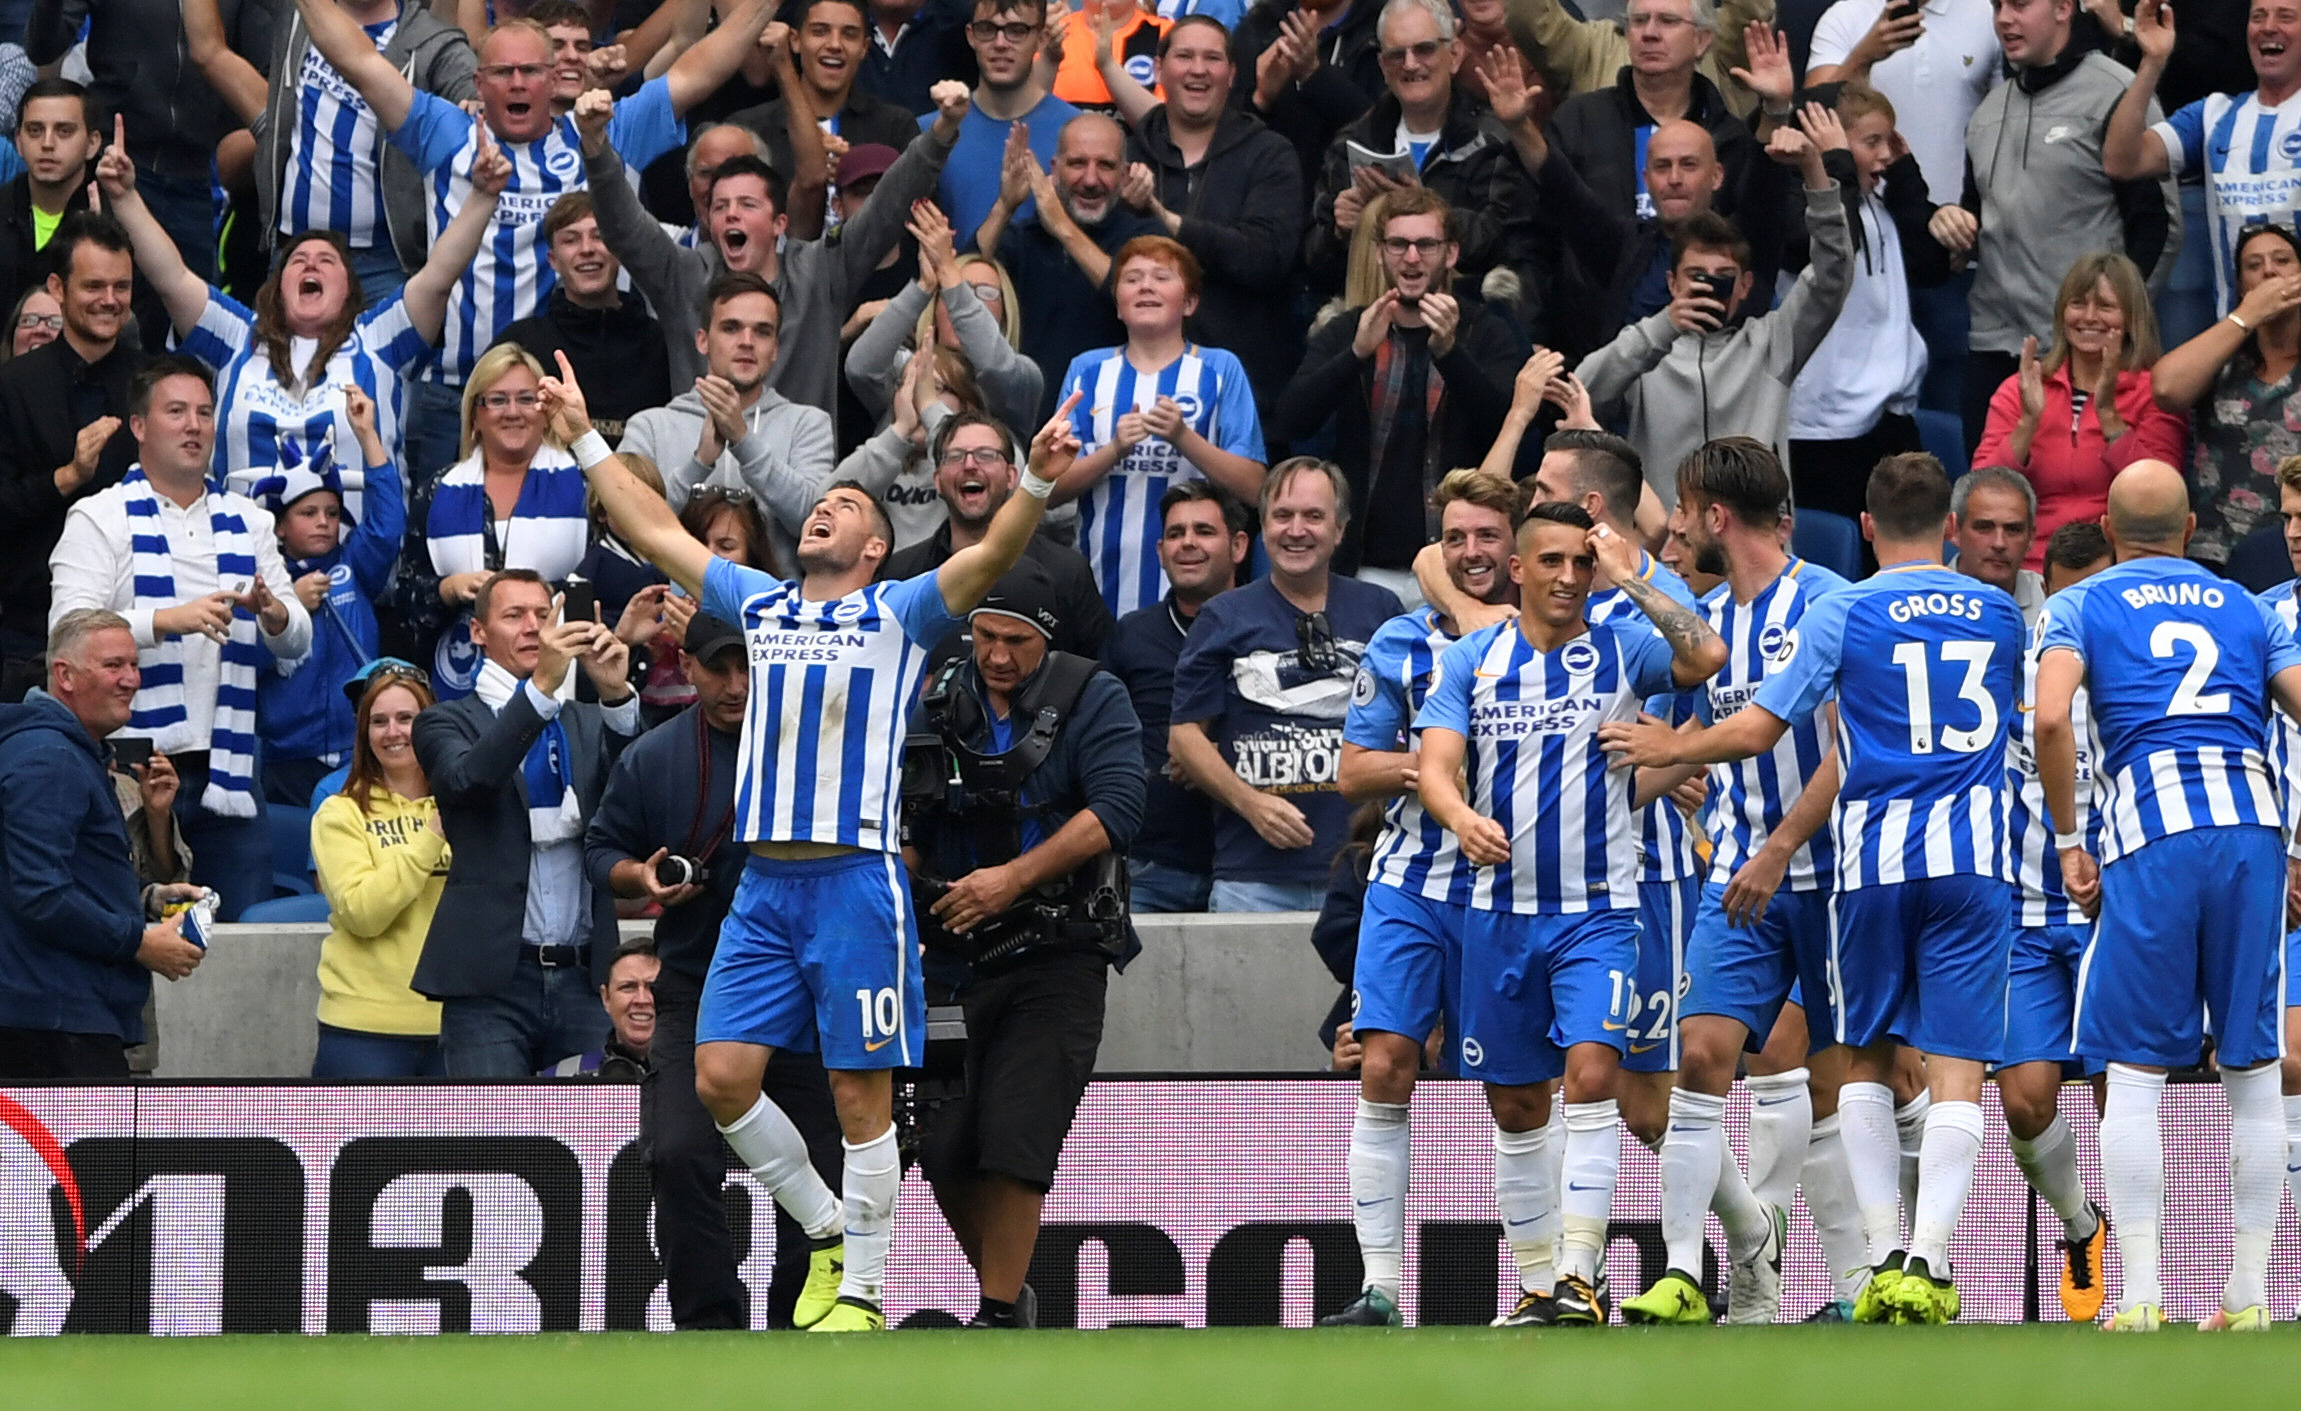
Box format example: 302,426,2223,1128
474,658,583,843
122,468,264,819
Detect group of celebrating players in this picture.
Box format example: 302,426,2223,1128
1324,434,2301,1333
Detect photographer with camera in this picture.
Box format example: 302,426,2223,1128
585,611,843,1330
905,561,1144,1329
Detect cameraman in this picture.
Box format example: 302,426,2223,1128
906,563,1145,1329
585,613,842,1331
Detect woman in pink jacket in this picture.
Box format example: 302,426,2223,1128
1974,253,2189,570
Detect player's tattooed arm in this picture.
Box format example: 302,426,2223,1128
1618,572,1727,684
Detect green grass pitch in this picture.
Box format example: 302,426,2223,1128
11,1327,2301,1411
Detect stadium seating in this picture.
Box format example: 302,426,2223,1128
1791,507,1864,583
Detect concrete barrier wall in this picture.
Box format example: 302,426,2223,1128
153,914,1338,1078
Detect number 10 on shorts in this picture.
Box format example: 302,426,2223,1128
857,987,900,1039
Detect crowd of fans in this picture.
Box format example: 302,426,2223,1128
0,0,2294,1082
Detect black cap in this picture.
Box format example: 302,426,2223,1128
968,561,1062,641
682,612,745,664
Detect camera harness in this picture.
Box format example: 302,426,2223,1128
679,707,738,870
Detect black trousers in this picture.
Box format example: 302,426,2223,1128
645,969,843,1330
0,1024,131,1080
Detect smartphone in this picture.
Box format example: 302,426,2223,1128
1885,0,1920,20
562,574,596,626
1693,270,1737,316
112,736,153,774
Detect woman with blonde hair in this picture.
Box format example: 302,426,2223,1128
310,662,448,1078
1975,252,2189,568
843,201,1042,435
395,343,595,696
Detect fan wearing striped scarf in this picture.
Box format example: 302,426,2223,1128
47,358,313,912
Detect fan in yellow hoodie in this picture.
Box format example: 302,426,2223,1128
309,662,450,1077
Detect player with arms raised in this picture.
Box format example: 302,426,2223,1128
1321,468,1520,1328
540,349,1083,1333
1609,454,2026,1323
1415,502,1727,1324
2035,461,2301,1333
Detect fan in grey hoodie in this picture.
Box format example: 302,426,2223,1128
1576,121,1856,511
578,81,970,416
615,280,837,574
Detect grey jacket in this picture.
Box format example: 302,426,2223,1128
618,385,837,572
253,1,478,272
844,278,1044,435
1963,50,2179,356
584,123,956,414
1577,184,1856,510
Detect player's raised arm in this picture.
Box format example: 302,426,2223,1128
540,351,712,596
1590,521,1726,685
1411,728,1509,866
936,392,1083,615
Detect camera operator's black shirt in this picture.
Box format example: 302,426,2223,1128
584,705,745,984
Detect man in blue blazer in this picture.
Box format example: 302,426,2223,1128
412,568,641,1076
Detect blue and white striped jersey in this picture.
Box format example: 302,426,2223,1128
185,289,430,501
1692,558,1849,889
1754,565,2022,889
2038,557,2300,863
1585,550,1702,884
1414,619,1681,914
2006,618,2102,926
1063,343,1264,617
391,82,684,385
1346,607,1470,904
701,555,959,851
2254,579,2301,841
2154,92,2301,316
283,17,397,247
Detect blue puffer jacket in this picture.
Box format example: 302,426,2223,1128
259,454,406,764
0,691,149,1041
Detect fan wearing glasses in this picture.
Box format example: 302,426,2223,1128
1303,0,1541,311
928,0,1083,244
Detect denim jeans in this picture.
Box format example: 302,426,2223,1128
312,1023,445,1078
1208,878,1326,914
173,753,274,922
347,241,409,308
404,375,467,493
134,168,218,347
1129,859,1211,914
438,950,610,1076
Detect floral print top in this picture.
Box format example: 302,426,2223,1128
2189,346,2301,565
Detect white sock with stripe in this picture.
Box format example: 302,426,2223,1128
1837,1081,1903,1264
1559,1100,1621,1284
2100,1064,2166,1312
838,1127,900,1307
1493,1121,1557,1295
1744,1068,1811,1215
1349,1099,1411,1302
717,1094,840,1240
2224,1063,2284,1315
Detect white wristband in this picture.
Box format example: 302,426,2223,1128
570,430,612,470
2053,829,2083,851
1018,468,1057,500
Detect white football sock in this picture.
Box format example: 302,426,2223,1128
1493,1120,1557,1295
1348,1099,1412,1301
838,1127,899,1306
1544,1097,1568,1267
1804,1115,1871,1301
2009,1115,2095,1239
717,1094,841,1240
1660,1088,1726,1274
1837,1081,1903,1264
1906,1100,1983,1275
1710,1131,1771,1252
1895,1088,1932,1237
2284,1093,2301,1227
2100,1064,2166,1312
1744,1068,1811,1214
1559,1100,1621,1284
2223,1064,2284,1314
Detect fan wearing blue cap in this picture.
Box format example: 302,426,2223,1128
250,385,407,808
